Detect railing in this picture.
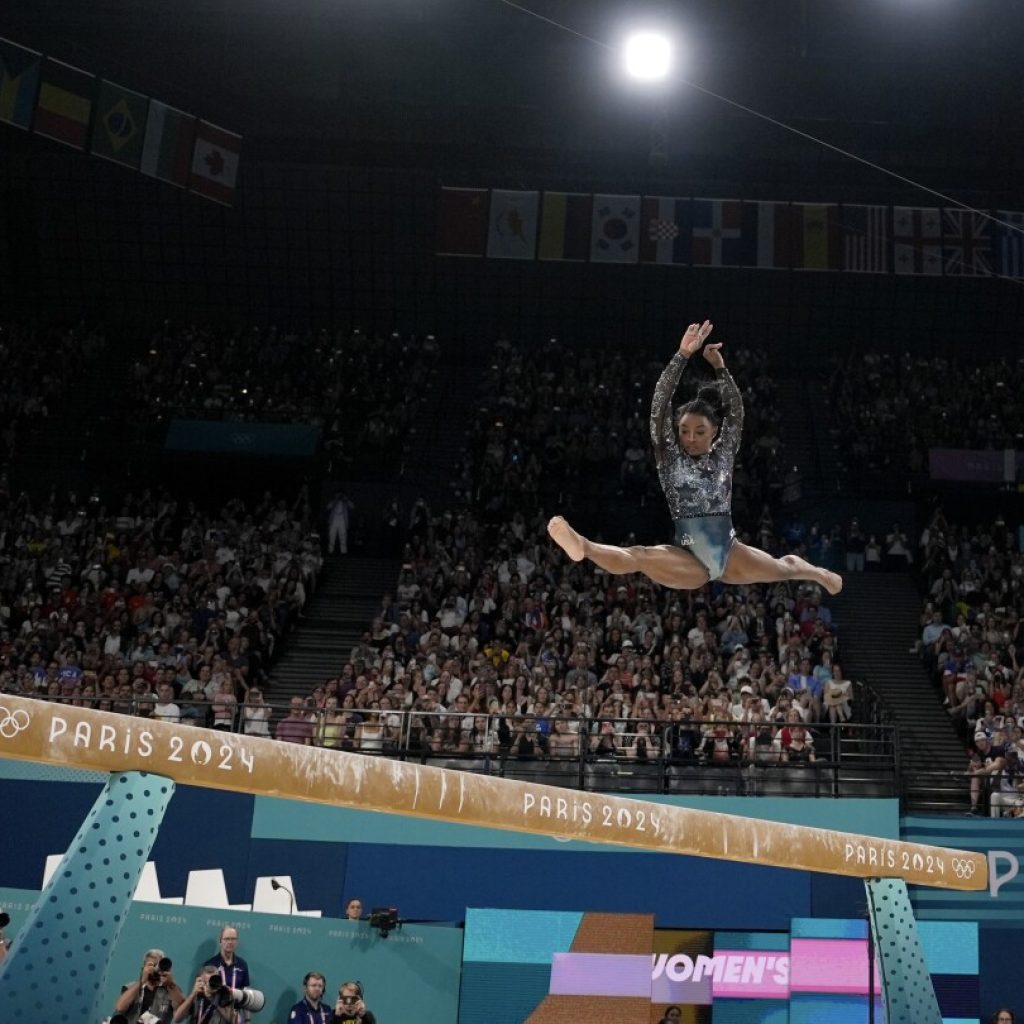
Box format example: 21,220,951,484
18,693,903,800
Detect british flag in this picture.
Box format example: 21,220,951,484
942,208,993,277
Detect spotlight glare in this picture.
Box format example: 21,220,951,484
622,31,673,82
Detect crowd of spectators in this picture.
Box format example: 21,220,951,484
464,337,788,521
0,321,99,466
126,325,438,474
830,351,1024,491
268,500,851,771
0,484,322,722
913,507,1024,815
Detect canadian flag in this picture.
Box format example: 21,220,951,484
188,120,241,206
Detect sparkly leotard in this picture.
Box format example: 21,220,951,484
649,353,745,579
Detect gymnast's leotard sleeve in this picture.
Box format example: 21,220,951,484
650,352,688,477
714,366,744,458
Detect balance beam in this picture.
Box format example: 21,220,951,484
0,695,986,890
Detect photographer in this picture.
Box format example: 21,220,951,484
173,966,238,1024
204,926,250,993
332,981,376,1024
113,948,184,1024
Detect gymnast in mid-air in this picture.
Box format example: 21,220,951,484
548,320,843,595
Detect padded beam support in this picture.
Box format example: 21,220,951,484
865,877,943,1024
0,771,174,1024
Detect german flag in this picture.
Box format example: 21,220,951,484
34,57,95,150
0,37,41,130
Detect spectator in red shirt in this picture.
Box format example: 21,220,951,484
276,698,314,745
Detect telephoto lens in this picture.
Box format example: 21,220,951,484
0,911,9,929
233,988,266,1012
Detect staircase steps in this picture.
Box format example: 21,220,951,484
830,572,969,814
268,555,400,707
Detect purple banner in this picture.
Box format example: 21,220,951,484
928,448,1020,483
549,953,652,997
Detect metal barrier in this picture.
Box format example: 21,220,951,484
14,694,902,800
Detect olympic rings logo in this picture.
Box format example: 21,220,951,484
0,705,31,740
951,858,976,879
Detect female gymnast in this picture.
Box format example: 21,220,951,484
548,320,842,595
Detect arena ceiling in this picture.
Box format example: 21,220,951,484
4,0,1023,194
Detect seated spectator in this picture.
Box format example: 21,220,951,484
242,688,272,738
276,698,314,745
968,732,1006,815
781,722,816,764
990,748,1024,818
700,723,739,766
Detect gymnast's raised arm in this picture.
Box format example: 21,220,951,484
650,320,712,467
702,339,744,456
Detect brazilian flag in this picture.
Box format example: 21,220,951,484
0,36,41,130
90,79,148,169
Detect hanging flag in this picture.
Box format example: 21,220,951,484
486,189,538,260
33,57,95,150
90,80,148,169
140,100,196,187
590,194,640,263
841,205,889,273
188,120,242,206
892,207,941,275
739,201,792,269
788,204,839,270
992,210,1024,280
687,198,745,267
436,187,489,256
538,192,592,261
0,37,41,130
639,196,689,265
942,208,992,277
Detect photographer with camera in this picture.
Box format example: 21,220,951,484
172,966,238,1024
112,948,184,1024
332,981,376,1023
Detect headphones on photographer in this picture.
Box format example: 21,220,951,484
303,971,326,988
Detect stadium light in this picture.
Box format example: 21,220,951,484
622,31,673,82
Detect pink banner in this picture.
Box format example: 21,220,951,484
789,938,882,994
709,951,790,999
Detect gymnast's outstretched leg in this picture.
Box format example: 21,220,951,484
548,516,709,590
720,541,843,595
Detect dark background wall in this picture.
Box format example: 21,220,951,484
1,145,1020,363
1,0,1022,357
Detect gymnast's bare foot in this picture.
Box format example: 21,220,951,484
548,516,585,562
821,569,843,596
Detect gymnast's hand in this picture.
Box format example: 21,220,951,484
702,342,725,370
678,320,713,356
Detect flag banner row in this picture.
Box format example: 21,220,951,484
437,187,1024,279
0,36,241,206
